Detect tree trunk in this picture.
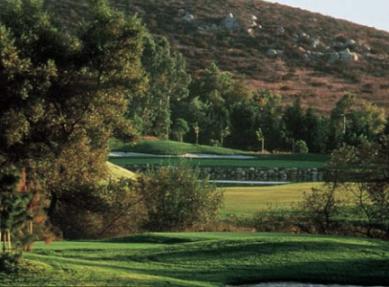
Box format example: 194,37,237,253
28,220,33,235
261,139,265,153
7,230,11,251
47,191,58,220
0,230,3,253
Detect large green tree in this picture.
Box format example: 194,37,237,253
328,94,386,149
0,0,146,227
128,35,191,139
189,63,249,145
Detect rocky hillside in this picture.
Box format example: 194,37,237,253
42,0,389,111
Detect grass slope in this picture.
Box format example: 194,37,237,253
110,139,253,155
106,161,137,180
2,233,389,286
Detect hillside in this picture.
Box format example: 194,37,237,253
43,0,389,111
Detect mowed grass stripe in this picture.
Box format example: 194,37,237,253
3,232,388,286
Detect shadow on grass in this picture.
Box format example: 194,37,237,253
119,239,389,262
104,234,200,245
30,251,389,287
29,237,389,287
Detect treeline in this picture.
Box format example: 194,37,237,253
128,37,388,153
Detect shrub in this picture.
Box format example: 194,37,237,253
295,140,309,154
0,253,21,274
301,186,341,233
138,166,223,231
51,179,145,239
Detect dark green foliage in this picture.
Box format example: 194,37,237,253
295,140,309,154
283,98,305,145
227,90,285,151
171,118,190,142
0,167,32,253
328,94,386,149
229,101,260,150
188,63,249,146
51,179,145,239
0,252,21,274
129,35,191,138
302,108,329,153
138,166,223,231
254,90,285,151
0,0,148,236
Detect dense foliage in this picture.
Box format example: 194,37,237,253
0,0,147,243
126,54,386,153
139,166,223,231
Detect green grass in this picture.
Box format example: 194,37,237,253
106,162,137,180
222,183,322,217
2,233,389,286
109,139,328,169
110,139,253,155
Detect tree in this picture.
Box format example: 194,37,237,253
0,168,31,253
51,179,145,239
229,100,260,150
0,0,146,231
385,116,389,135
329,94,386,149
295,140,309,154
187,97,207,144
283,98,305,151
172,118,190,142
302,108,329,153
129,35,191,138
256,128,265,153
138,166,223,231
189,64,236,145
255,90,285,151
326,137,389,237
302,186,340,233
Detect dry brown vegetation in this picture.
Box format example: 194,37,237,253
40,0,389,112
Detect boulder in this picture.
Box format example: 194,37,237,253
339,48,359,62
299,32,310,40
183,12,194,22
329,49,359,63
222,13,240,30
266,48,282,57
345,39,357,48
311,38,321,49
